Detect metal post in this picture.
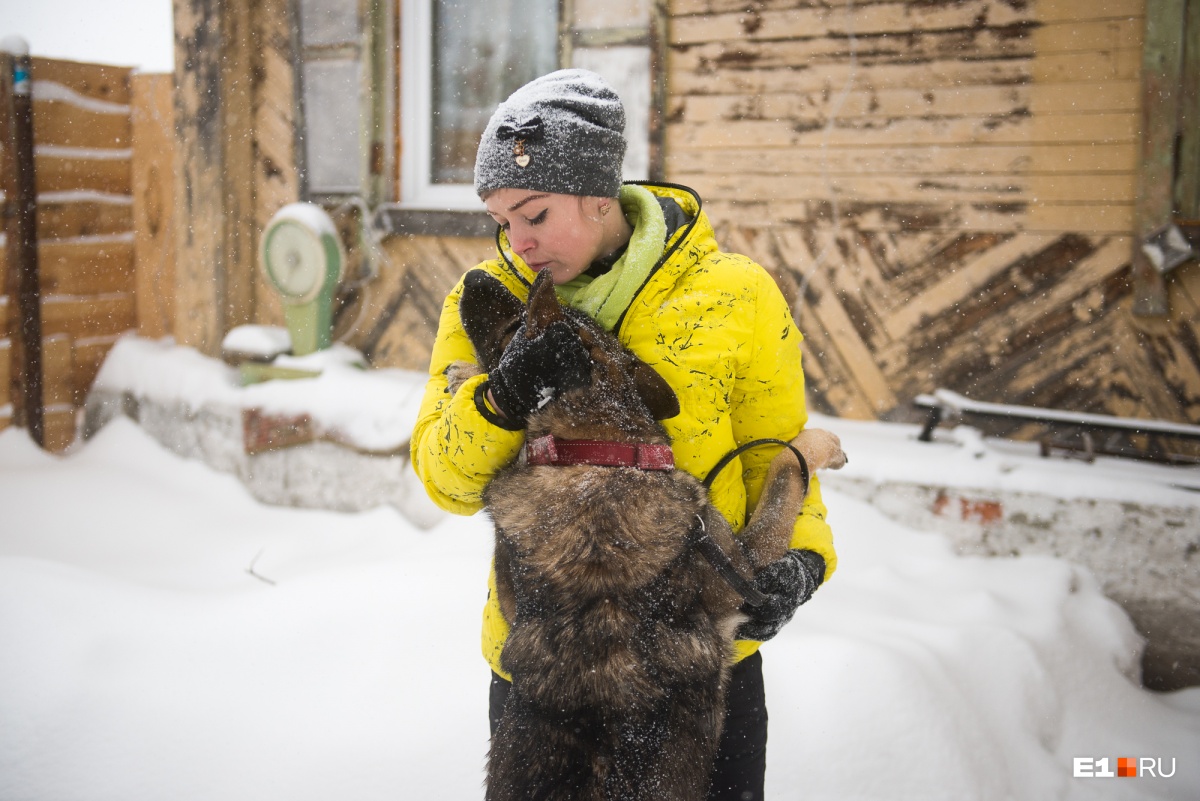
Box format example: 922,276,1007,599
1,39,44,446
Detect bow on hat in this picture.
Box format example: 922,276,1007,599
496,116,544,141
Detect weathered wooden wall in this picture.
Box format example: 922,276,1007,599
131,73,176,340
1,58,137,451
341,232,493,369
664,0,1200,438
48,0,1194,450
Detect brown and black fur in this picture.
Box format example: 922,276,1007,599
448,269,846,801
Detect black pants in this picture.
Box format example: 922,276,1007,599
488,651,768,801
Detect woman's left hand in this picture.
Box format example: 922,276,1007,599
736,550,826,642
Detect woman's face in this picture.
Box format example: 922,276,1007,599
483,188,609,285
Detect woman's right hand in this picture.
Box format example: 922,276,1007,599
486,320,591,424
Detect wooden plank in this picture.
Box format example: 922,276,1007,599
773,227,898,415
30,57,132,104
676,84,1028,123
970,237,1132,349
173,0,257,355
41,334,73,407
669,59,1032,97
668,111,1137,151
250,0,301,333
1027,173,1138,204
686,173,1132,207
881,233,1058,341
32,101,131,149
671,28,1034,76
72,335,120,405
667,142,1139,177
1031,18,1144,53
1027,203,1135,234
36,199,133,240
821,230,898,340
1028,111,1139,144
874,235,1113,398
1031,48,1143,83
358,234,493,369
672,0,1031,45
38,238,135,296
1028,81,1140,114
677,81,1139,124
1035,0,1146,24
42,405,77,453
698,197,1030,234
35,151,132,194
131,72,176,339
683,172,1027,205
681,0,1147,18
40,294,135,339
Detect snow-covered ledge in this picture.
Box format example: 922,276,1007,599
819,416,1200,691
83,335,446,529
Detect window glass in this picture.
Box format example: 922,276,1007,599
298,0,362,47
297,0,368,196
302,59,364,193
428,0,558,186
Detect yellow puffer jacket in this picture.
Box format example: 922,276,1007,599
410,183,835,678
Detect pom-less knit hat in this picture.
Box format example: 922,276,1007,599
474,69,626,199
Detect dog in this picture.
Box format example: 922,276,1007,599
447,268,846,801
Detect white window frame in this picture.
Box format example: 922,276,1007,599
399,0,487,211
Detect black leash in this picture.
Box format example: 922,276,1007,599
689,439,811,607
701,438,809,494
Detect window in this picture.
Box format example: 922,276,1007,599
295,0,391,203
293,0,664,228
400,0,559,210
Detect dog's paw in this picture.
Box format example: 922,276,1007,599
444,360,484,395
791,428,847,472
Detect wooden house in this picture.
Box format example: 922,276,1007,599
3,0,1200,453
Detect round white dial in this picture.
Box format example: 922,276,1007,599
264,221,324,299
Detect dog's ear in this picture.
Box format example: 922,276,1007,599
630,360,680,420
524,269,566,336
459,270,526,371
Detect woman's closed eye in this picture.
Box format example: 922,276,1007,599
526,209,548,226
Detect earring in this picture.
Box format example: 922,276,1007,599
600,202,611,216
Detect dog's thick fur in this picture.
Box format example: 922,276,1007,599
448,269,845,801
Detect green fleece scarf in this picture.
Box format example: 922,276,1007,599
555,184,666,331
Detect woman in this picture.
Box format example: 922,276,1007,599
410,69,836,801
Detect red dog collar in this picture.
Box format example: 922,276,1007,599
526,435,675,471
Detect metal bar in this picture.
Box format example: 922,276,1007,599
1,48,44,446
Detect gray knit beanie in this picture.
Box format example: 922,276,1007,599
474,69,626,199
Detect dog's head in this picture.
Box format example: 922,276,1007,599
459,269,680,429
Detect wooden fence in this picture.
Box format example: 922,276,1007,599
0,57,153,452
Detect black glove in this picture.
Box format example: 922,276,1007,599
485,320,591,424
736,550,826,642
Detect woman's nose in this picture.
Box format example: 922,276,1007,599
509,226,535,255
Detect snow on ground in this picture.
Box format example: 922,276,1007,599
2,341,1200,799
